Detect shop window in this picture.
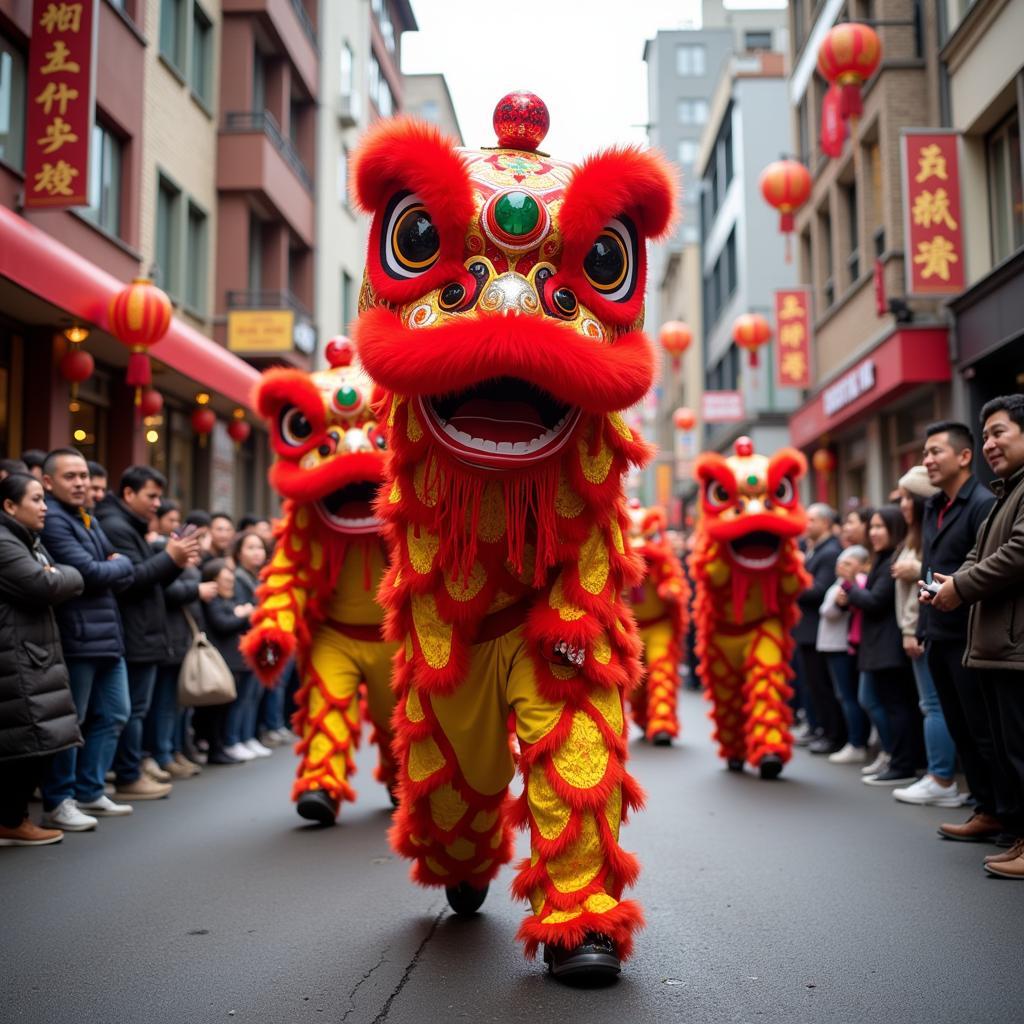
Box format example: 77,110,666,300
160,0,187,72
675,45,706,76
80,122,122,238
987,112,1023,265
190,3,213,107
156,174,182,299
844,181,860,284
185,201,207,314
744,30,773,51
0,36,26,172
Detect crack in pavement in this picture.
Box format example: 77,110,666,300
369,906,447,1024
340,946,390,1022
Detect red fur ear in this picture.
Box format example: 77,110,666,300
768,448,808,485
694,452,732,487
254,368,323,424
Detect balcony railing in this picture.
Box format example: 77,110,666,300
226,289,313,320
223,111,313,193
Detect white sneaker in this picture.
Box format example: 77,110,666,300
224,742,256,762
861,751,891,776
245,738,273,758
828,744,868,765
893,775,966,808
41,799,98,832
77,794,134,817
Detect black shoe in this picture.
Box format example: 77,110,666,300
445,881,488,917
863,768,917,786
726,758,745,773
296,789,338,826
808,738,838,755
544,932,621,985
651,731,673,747
206,748,241,765
759,754,784,780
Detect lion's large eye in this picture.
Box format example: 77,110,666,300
380,191,440,279
774,477,795,505
705,479,733,509
279,406,314,448
583,216,638,302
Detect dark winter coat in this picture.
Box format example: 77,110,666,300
918,475,996,644
794,534,842,646
94,495,183,664
954,466,1024,671
0,514,84,763
205,595,251,673
164,564,203,666
40,497,133,660
844,549,908,672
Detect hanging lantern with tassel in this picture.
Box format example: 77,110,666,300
108,277,172,405
732,313,773,368
759,159,812,261
817,22,882,123
59,347,94,411
191,406,216,448
139,388,164,419
227,409,251,448
659,321,693,372
672,407,696,432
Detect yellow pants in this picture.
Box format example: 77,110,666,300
631,619,680,740
292,623,399,806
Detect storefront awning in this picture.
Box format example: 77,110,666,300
789,327,951,449
0,207,260,409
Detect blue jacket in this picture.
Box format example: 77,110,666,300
40,498,134,659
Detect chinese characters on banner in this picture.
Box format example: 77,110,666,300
24,1,96,209
774,288,812,389
901,131,965,295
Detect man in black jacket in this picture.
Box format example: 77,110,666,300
95,466,199,801
918,421,1002,842
39,448,136,830
795,504,845,754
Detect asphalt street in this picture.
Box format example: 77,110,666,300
3,687,1022,1024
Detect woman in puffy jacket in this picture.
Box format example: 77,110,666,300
0,473,84,846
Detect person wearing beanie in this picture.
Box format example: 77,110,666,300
890,464,961,809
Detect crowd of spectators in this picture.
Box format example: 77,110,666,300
791,394,1024,878
0,447,291,847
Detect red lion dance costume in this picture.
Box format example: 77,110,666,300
241,339,398,825
626,504,690,745
691,437,809,779
350,93,675,982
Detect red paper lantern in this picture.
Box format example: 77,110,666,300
673,407,696,431
759,160,812,258
659,321,693,371
108,278,173,405
817,22,882,121
191,407,216,447
59,347,94,407
812,448,837,475
732,313,772,367
139,388,164,418
227,419,251,446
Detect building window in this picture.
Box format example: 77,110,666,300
80,122,122,237
337,145,348,205
160,0,187,71
253,48,266,112
190,3,213,106
185,201,207,313
797,98,809,167
987,112,1023,265
744,30,773,50
845,181,860,284
0,36,26,171
341,269,354,332
371,0,395,54
677,99,708,125
368,54,394,117
156,175,181,298
677,139,699,166
675,44,706,76
793,0,805,51
248,213,263,292
724,227,737,302
819,206,834,309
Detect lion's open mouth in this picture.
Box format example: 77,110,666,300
727,531,781,570
315,480,381,534
419,376,581,468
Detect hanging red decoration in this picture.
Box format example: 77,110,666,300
59,347,94,408
672,407,696,431
817,22,882,122
812,448,837,475
659,321,693,371
139,388,164,418
820,83,847,158
732,313,773,367
191,407,216,447
759,159,812,260
324,336,355,368
227,418,251,446
492,91,550,152
108,277,173,405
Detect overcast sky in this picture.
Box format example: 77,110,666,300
401,0,786,161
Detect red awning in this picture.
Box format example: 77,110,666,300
0,206,260,409
789,327,951,449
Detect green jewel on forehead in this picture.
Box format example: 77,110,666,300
747,475,759,486
336,387,358,409
494,191,540,236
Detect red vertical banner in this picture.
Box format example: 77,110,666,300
820,83,846,159
901,131,966,295
24,1,96,209
774,288,812,389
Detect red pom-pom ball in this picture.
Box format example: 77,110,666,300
493,91,549,152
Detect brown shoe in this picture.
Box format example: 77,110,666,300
0,819,64,846
173,752,202,776
115,776,172,800
984,851,1024,878
937,811,1003,842
984,838,1024,864
163,759,196,780
141,757,172,783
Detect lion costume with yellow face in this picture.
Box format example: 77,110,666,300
349,93,675,981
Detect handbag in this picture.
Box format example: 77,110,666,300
178,608,237,707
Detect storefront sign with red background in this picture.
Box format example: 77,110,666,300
774,288,812,389
24,1,96,209
901,131,965,296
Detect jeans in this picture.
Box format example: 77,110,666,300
113,662,159,784
826,652,869,748
257,681,286,734
144,663,182,767
858,670,892,753
42,657,130,807
871,665,924,777
911,653,956,781
224,671,260,747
